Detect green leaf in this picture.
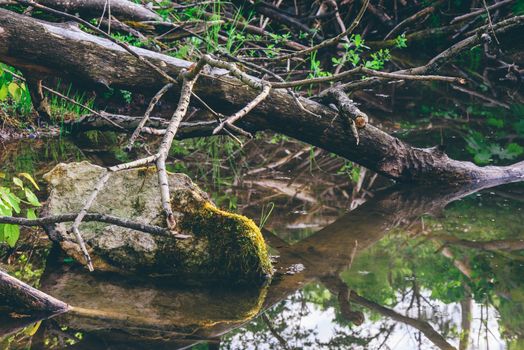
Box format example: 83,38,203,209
18,173,40,190
8,82,22,102
394,34,408,48
506,143,524,158
487,117,504,128
0,190,21,214
0,204,12,217
474,151,492,164
0,85,8,101
25,188,41,207
24,321,42,337
27,208,37,219
4,224,20,247
12,177,24,189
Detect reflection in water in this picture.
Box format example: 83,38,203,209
219,187,523,349
1,134,524,349
2,174,524,349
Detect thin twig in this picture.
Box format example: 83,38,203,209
481,0,500,44
451,0,514,24
384,6,437,40
125,83,174,151
249,0,370,62
0,213,188,237
213,84,271,135
273,66,464,89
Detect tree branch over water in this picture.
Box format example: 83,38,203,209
0,8,522,185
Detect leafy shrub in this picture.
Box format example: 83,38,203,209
0,173,41,247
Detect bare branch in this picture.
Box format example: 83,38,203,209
0,213,187,237
213,84,271,135
329,89,369,145
156,67,202,229
125,83,174,152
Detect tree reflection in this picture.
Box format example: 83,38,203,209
224,183,524,349
3,180,524,350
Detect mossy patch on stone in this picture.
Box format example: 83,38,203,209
172,189,273,284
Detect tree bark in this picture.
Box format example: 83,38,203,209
0,269,69,315
35,0,161,22
0,9,523,184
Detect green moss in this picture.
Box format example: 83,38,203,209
172,190,273,284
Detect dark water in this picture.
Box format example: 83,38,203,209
1,120,524,349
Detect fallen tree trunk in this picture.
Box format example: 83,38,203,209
0,9,523,184
0,269,69,315
26,0,161,22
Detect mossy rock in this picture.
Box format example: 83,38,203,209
43,161,273,285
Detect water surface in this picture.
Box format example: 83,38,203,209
1,116,524,349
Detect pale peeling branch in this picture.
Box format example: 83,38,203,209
213,84,271,135
125,83,174,152
156,73,200,229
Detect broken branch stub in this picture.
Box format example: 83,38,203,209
42,162,273,285
329,89,369,145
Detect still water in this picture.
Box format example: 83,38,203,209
1,131,523,349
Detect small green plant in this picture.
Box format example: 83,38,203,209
0,64,33,115
12,253,45,286
110,32,146,48
309,51,331,79
48,81,96,118
394,34,408,48
0,173,41,247
120,90,133,104
338,161,360,183
465,131,524,164
332,34,367,68
365,49,391,70
268,133,290,144
331,34,391,71
259,202,275,229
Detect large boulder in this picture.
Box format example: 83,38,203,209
43,161,273,284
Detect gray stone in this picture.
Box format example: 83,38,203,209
43,161,273,284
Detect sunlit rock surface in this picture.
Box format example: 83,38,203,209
43,161,273,284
